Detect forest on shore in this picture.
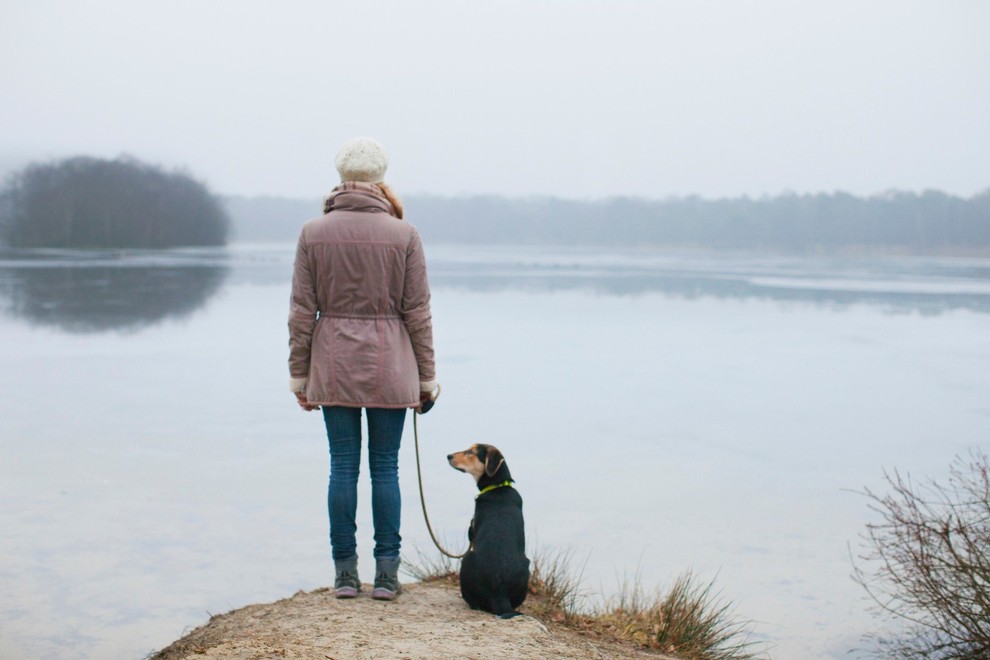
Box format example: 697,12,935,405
226,188,990,255
0,157,229,249
3,159,985,254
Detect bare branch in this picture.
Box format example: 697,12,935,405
852,449,990,657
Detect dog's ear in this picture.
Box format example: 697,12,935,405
484,446,505,477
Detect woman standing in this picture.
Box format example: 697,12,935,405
288,137,438,600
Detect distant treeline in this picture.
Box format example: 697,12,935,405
224,195,319,243
229,189,990,254
0,157,229,248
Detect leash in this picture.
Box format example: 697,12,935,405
413,410,470,559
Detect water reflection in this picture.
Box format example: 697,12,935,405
0,249,229,332
427,248,990,315
2,245,987,331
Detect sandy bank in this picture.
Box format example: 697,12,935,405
151,581,671,659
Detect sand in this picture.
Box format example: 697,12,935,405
151,581,671,660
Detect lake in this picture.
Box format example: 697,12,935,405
1,244,988,659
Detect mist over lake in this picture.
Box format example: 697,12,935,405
1,243,988,659
4,1,989,656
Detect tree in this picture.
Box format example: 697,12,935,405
854,450,990,658
0,156,230,248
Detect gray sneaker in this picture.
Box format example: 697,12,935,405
334,556,360,599
372,557,401,601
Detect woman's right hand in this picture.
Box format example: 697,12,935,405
294,391,320,412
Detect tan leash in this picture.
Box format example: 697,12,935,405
413,409,470,559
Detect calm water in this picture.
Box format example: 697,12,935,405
1,244,988,659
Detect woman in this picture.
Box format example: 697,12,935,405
288,137,438,600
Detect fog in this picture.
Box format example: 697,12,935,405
2,1,989,200
2,3,989,658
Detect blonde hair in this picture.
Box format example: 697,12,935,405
376,183,404,219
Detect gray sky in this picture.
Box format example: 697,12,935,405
2,1,988,200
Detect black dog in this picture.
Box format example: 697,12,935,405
447,444,530,618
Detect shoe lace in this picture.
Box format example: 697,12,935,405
375,570,397,586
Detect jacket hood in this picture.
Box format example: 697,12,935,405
324,182,394,215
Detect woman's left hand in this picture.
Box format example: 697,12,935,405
416,383,440,414
294,391,320,411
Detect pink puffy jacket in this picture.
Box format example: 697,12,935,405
288,183,436,408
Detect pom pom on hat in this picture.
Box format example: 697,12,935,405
335,137,388,183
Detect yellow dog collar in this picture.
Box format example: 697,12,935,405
476,480,514,499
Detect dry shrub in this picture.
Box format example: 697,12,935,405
854,449,990,658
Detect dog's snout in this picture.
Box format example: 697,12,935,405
446,453,454,460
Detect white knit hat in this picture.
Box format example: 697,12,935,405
335,137,388,183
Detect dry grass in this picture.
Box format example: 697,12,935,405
401,544,460,586
584,571,760,660
404,547,763,660
525,546,587,624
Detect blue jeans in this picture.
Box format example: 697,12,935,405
322,406,406,561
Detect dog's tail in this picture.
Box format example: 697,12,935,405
492,595,523,619
496,610,524,620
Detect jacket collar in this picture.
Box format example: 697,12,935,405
324,182,394,215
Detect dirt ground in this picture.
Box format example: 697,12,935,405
151,581,671,660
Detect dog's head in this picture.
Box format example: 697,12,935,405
447,443,509,484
